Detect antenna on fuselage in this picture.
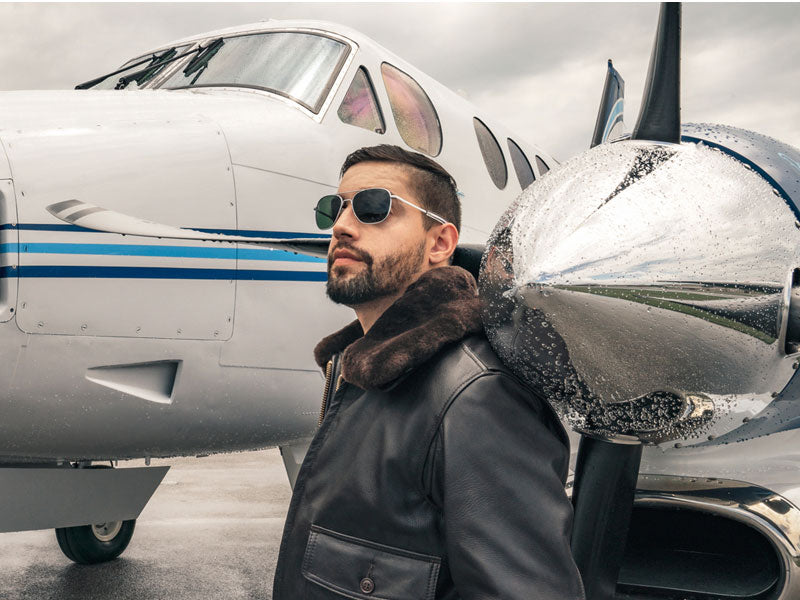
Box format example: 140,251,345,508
631,2,681,143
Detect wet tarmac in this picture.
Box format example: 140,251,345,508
0,450,292,600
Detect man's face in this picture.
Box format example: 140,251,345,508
326,161,430,307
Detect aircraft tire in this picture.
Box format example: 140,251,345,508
55,519,136,564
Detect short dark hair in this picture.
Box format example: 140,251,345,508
340,145,461,232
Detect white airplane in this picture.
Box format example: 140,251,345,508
0,19,554,565
4,9,800,600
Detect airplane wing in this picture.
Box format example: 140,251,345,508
46,199,330,259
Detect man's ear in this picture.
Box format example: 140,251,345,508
427,223,459,267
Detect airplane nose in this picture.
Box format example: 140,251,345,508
480,139,800,447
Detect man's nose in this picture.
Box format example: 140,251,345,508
332,202,360,239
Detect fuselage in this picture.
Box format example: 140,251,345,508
0,20,554,461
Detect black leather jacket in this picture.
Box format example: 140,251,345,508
273,267,584,599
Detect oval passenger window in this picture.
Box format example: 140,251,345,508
536,155,550,175
473,118,507,190
507,138,535,190
381,63,442,156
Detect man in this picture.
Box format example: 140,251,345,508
272,145,584,599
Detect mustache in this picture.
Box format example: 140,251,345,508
328,242,373,267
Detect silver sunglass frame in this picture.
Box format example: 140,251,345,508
315,187,447,229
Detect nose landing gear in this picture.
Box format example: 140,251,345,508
53,462,140,564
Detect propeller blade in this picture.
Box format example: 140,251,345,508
590,59,626,148
46,199,330,258
631,2,681,144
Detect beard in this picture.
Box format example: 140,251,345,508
326,240,426,306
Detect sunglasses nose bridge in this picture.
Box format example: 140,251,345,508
332,198,360,231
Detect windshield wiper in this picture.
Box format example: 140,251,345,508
75,40,219,91
129,47,178,88
181,38,225,84
112,45,209,90
116,37,224,90
77,47,177,90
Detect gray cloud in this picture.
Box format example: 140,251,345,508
0,2,797,161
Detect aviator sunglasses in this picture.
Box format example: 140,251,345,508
314,188,447,230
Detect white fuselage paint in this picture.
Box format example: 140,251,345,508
0,21,554,462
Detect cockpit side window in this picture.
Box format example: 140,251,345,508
507,138,535,190
337,67,385,134
380,63,442,156
473,118,507,190
160,32,350,113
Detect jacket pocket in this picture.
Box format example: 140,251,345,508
301,524,441,600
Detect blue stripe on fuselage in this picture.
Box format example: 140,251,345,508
0,265,328,281
1,242,325,263
0,225,330,278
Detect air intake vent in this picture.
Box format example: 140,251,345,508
618,506,781,599
86,360,181,404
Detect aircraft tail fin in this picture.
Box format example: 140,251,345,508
590,59,626,148
631,2,682,143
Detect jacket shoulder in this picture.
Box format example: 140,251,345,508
419,333,545,410
410,334,499,405
434,334,570,451
458,333,514,373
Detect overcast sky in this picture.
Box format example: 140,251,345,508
0,2,797,161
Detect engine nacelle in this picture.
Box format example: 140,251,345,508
480,137,800,447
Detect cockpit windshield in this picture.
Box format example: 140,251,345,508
160,32,350,113
88,45,193,90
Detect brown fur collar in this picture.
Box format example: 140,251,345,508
314,266,483,390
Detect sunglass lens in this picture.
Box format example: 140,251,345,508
315,195,342,230
353,188,391,224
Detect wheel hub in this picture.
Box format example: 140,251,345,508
91,521,122,542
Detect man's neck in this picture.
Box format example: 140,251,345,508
353,293,402,334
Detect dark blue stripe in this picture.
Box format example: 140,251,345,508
237,269,327,281
0,224,89,232
0,223,330,239
681,135,800,219
1,266,327,281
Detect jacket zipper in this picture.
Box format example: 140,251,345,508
318,357,343,426
318,360,333,426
